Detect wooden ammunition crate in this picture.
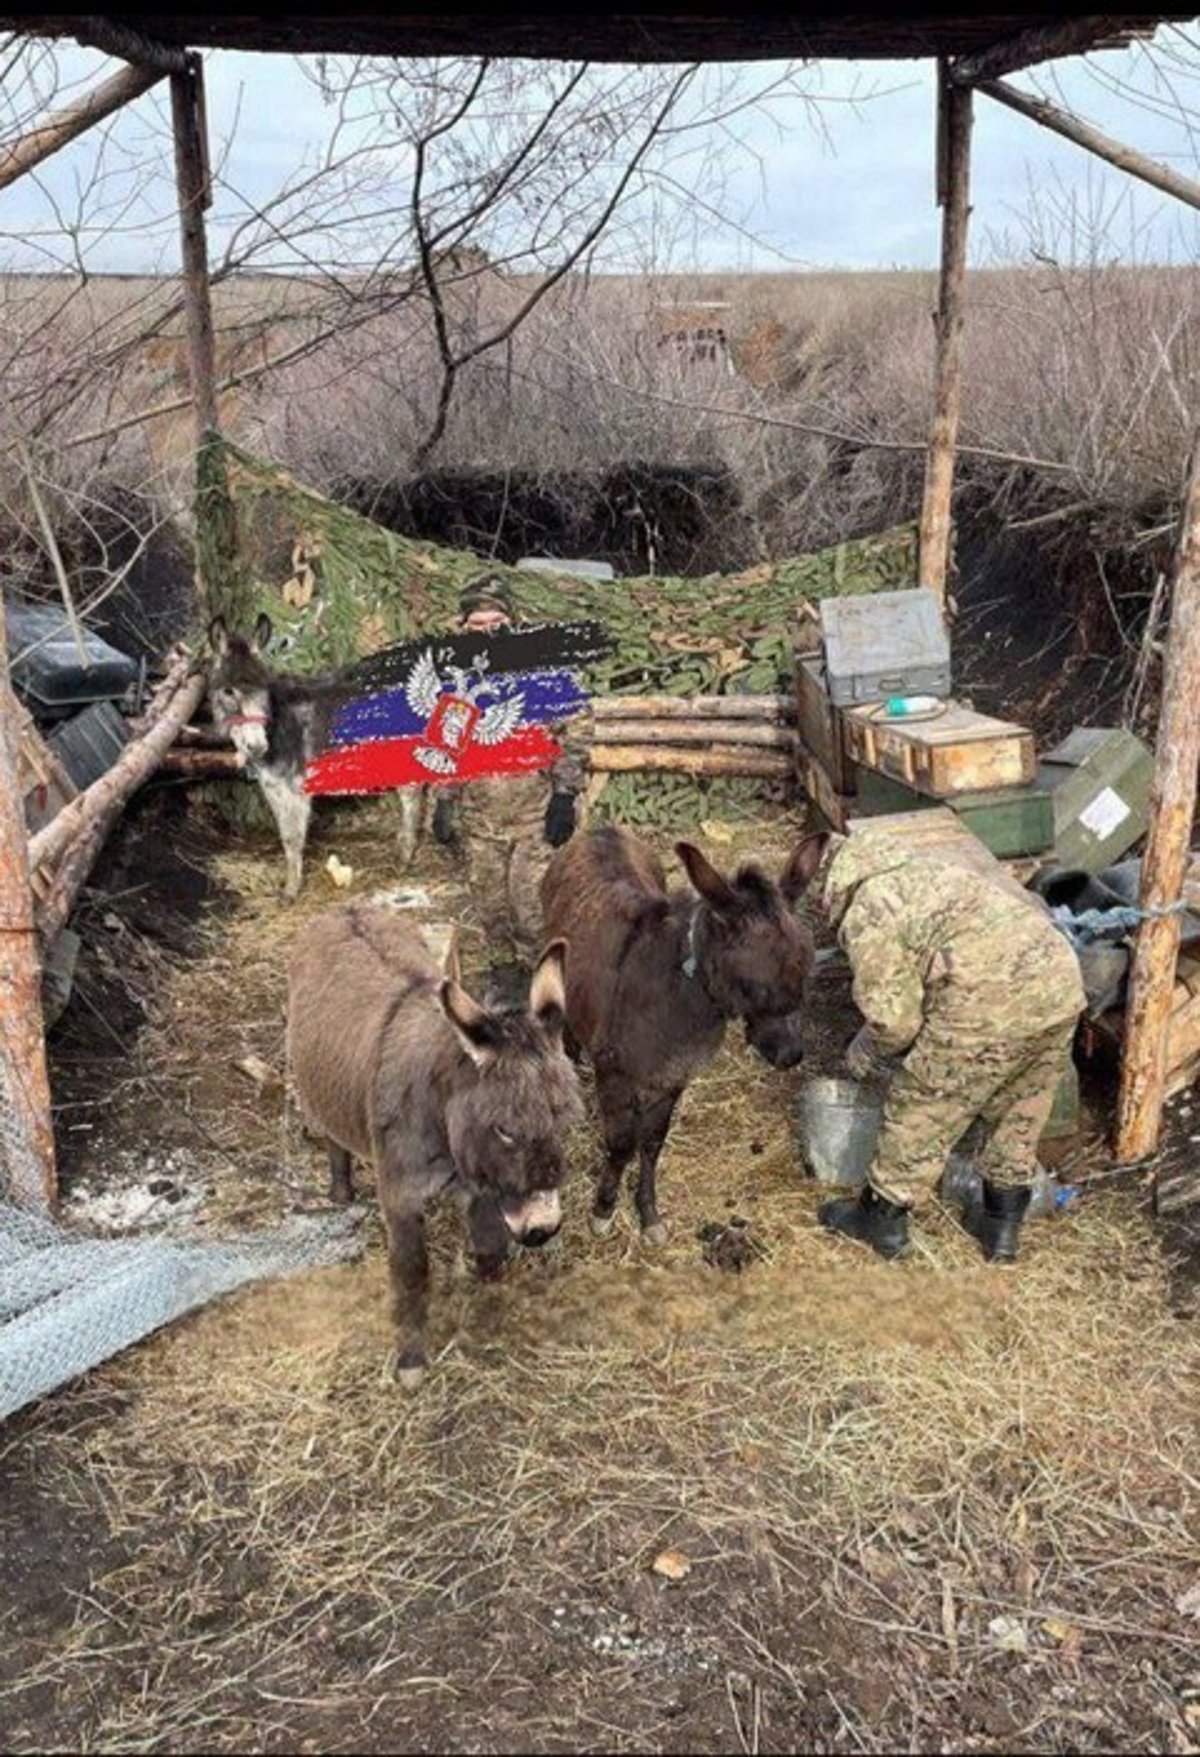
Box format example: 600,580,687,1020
842,700,1036,798
795,655,853,793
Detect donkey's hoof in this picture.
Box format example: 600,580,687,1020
642,1221,670,1248
590,1211,617,1238
394,1362,427,1393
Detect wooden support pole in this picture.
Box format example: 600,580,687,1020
918,63,973,614
1115,432,1200,1165
170,55,217,438
170,53,246,625
0,595,56,1210
977,78,1200,215
0,59,164,193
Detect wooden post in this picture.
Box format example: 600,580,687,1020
0,60,166,193
170,54,246,625
1115,432,1200,1165
0,594,56,1210
918,62,973,613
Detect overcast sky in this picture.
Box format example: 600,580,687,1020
3,28,1200,273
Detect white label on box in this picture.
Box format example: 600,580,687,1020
1079,786,1130,842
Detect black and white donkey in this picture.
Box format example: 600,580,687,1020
207,614,430,901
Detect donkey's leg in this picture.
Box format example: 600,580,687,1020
261,772,312,902
466,1189,512,1282
380,1189,430,1390
592,1071,637,1237
327,1141,354,1206
634,1087,682,1247
395,784,426,873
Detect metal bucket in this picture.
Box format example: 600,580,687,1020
797,1076,883,1187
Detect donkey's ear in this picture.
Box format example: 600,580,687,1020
209,615,229,657
529,938,567,1032
676,841,738,912
780,832,829,905
252,612,273,653
438,978,500,1066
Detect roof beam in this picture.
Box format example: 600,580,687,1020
950,16,1157,83
0,13,189,73
977,75,1200,213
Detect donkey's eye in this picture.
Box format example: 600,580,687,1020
494,1125,515,1146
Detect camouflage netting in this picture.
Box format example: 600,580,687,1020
212,441,919,831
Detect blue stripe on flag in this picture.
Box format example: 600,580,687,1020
329,667,591,748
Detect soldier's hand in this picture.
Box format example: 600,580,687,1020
432,793,458,847
845,1025,888,1082
544,791,576,848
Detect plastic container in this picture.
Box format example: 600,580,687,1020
797,1076,882,1186
940,1156,1077,1220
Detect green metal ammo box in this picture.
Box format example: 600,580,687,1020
853,767,1055,859
1036,728,1153,874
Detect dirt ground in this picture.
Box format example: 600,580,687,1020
2,783,1200,1756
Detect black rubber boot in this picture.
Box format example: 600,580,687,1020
819,1184,911,1260
963,1180,1031,1264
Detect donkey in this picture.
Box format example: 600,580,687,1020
541,826,814,1243
287,904,584,1387
207,615,428,900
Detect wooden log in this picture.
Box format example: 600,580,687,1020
27,656,194,876
37,666,207,946
978,78,1200,216
0,60,165,192
1115,432,1200,1164
171,56,217,433
592,746,792,779
593,694,795,722
918,64,973,613
594,720,794,750
0,595,56,1210
159,745,242,779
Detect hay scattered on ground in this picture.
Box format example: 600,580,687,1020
6,800,1200,1755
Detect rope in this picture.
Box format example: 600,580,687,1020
1050,899,1189,949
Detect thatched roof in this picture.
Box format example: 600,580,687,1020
6,10,1188,67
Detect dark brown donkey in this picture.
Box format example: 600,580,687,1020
288,904,584,1387
541,826,814,1243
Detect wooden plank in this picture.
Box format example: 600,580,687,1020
841,700,1035,796
845,805,1043,905
951,20,1152,84
1116,432,1200,1164
15,703,76,836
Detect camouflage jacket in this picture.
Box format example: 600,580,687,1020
455,705,593,836
819,830,1086,1054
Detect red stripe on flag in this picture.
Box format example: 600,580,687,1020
303,726,563,796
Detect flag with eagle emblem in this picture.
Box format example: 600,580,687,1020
303,619,612,795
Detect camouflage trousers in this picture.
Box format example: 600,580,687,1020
868,1016,1078,1210
461,818,554,968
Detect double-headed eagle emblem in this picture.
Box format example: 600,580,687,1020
404,648,526,776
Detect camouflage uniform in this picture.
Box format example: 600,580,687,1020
452,573,593,970
819,829,1086,1210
